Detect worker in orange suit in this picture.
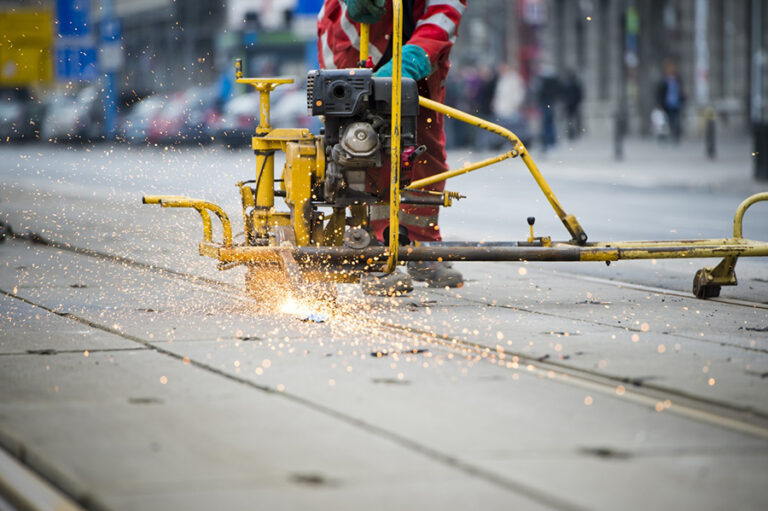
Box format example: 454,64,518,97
318,0,466,295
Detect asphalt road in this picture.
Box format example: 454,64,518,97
1,138,767,510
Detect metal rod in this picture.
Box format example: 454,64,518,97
386,0,403,273
285,242,768,263
414,95,587,243
733,191,768,238
359,23,370,63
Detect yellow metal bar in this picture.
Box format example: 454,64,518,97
235,77,293,91
232,61,292,132
408,97,522,189
412,96,587,243
588,238,763,248
519,151,566,219
254,152,275,209
408,147,517,188
733,192,768,238
578,240,768,261
386,0,403,273
143,195,233,246
359,23,370,63
258,90,271,130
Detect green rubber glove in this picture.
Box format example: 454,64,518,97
345,0,386,24
374,44,431,81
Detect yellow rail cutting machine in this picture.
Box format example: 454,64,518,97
144,0,768,301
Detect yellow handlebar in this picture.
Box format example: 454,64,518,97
143,195,233,247
385,1,403,273
359,23,370,64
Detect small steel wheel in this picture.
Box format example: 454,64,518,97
692,269,721,299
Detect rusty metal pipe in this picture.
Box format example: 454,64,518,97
292,245,581,263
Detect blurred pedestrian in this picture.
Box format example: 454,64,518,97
443,75,463,148
650,106,669,142
562,69,583,139
491,63,526,147
476,64,498,149
534,62,561,152
459,65,483,147
656,60,685,143
318,0,466,294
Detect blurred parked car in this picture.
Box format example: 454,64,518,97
147,86,217,144
208,83,313,147
0,88,45,141
207,91,261,146
41,85,103,142
118,95,165,144
270,87,312,130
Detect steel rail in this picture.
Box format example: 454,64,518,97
8,235,768,436
369,319,768,439
0,291,583,511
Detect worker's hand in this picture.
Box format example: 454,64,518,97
374,44,431,81
345,0,386,24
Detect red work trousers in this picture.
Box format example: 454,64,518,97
367,102,448,242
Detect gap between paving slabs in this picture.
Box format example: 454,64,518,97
0,288,589,511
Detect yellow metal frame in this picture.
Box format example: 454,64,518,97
386,4,404,272
143,195,232,246
380,0,585,269
143,3,768,299
411,96,587,243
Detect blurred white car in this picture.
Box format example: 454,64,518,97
208,83,313,146
119,95,165,144
41,85,103,141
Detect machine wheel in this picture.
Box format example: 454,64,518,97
692,269,721,299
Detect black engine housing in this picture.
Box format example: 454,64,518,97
307,68,418,148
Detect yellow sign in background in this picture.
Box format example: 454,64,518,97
0,9,53,86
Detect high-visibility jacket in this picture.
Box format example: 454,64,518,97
317,0,466,242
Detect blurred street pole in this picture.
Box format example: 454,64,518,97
695,0,715,159
614,0,628,161
694,0,709,105
750,0,764,124
752,0,767,180
100,0,119,139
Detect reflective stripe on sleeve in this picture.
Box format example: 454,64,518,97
415,12,458,39
320,32,337,69
339,3,361,50
425,0,466,15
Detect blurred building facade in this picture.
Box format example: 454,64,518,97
454,0,768,136
118,0,226,95
2,0,766,139
117,0,315,97
0,0,307,96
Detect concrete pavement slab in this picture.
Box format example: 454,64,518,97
0,294,138,355
3,238,767,419
0,350,541,511
2,138,768,510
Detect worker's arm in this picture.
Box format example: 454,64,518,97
345,0,386,24
375,0,466,81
